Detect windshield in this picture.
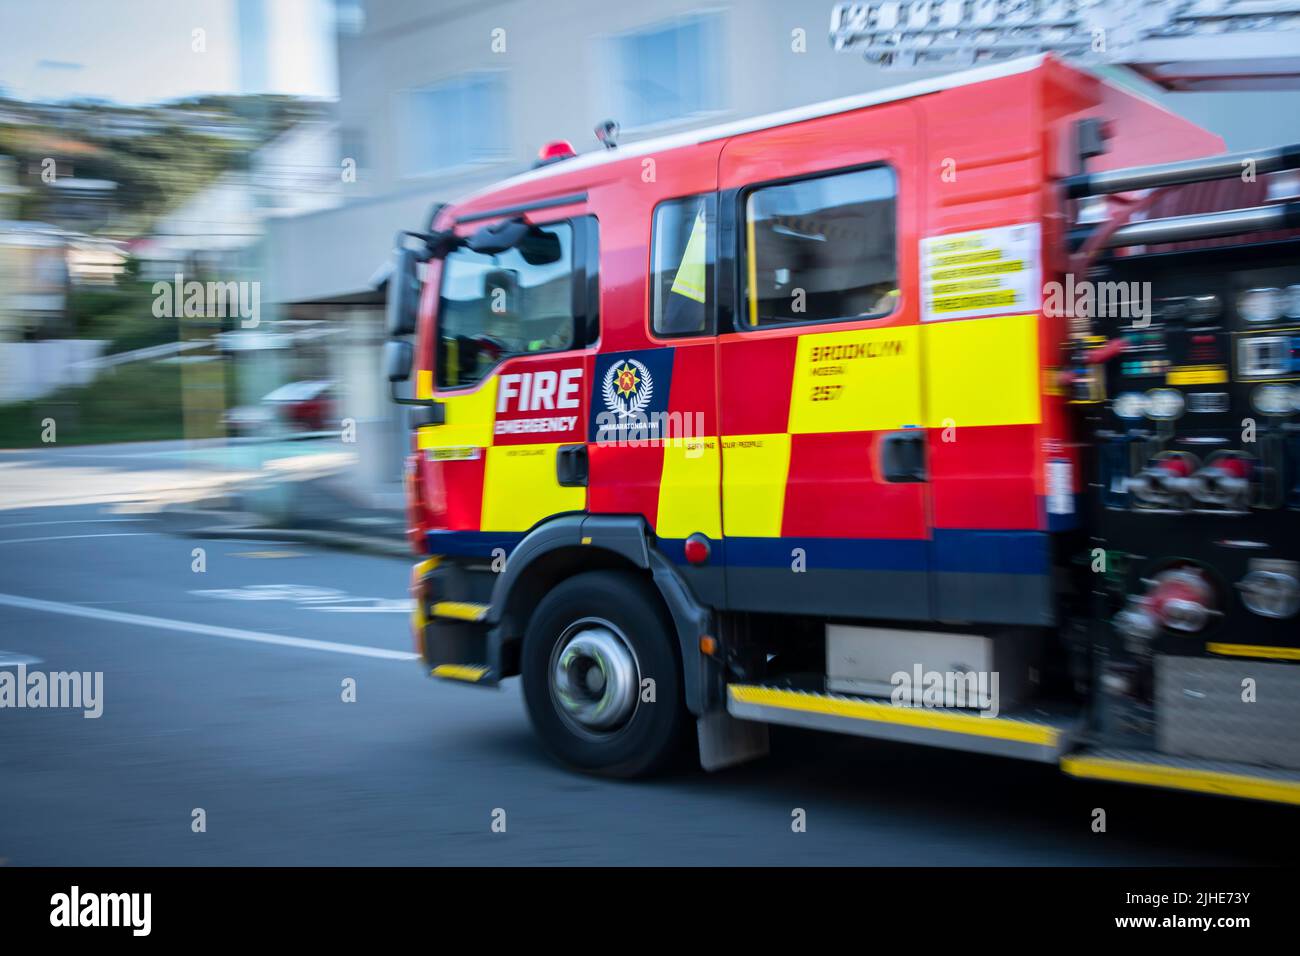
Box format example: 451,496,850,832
435,221,576,389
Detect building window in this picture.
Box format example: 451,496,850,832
610,13,724,130
333,0,365,35
651,193,714,336
436,221,578,389
741,166,899,329
399,73,507,177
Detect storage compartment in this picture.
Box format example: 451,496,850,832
1157,655,1300,770
826,625,1038,712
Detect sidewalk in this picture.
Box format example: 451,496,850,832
195,471,411,558
1,437,411,558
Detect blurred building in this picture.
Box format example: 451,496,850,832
266,0,1300,495
267,0,958,494
0,220,67,341
138,119,340,280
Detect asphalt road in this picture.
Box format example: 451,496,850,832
1,500,1297,865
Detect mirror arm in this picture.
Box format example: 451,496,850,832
398,229,462,261
388,380,445,418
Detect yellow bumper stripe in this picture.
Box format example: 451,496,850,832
727,685,1058,746
432,664,489,683
1061,755,1300,806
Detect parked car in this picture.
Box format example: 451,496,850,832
223,380,338,435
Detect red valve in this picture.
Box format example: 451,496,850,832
1211,456,1252,481
1155,455,1194,479
1147,568,1215,633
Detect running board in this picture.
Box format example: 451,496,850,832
431,663,493,684
430,601,490,623
1061,750,1300,806
726,684,1078,763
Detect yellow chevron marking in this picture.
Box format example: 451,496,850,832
1061,756,1300,806
728,684,1058,745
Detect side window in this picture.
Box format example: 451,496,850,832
741,166,898,329
651,194,714,337
435,221,580,389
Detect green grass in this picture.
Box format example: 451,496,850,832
0,360,226,448
69,282,185,355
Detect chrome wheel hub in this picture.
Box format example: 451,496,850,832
549,619,639,735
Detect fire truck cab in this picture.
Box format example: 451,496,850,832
384,54,1300,800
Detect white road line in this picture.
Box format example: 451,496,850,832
0,651,43,667
0,532,157,545
0,592,419,661
0,518,147,530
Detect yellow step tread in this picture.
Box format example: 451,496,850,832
727,684,1063,746
430,601,489,622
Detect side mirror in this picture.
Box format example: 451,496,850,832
467,217,532,255
518,228,562,266
385,247,422,337
385,339,413,383
384,338,444,417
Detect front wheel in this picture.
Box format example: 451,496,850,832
521,571,689,778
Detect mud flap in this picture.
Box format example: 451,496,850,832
697,709,769,771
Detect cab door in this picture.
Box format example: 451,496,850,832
583,143,725,607
717,101,932,619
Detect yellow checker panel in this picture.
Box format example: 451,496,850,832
721,434,791,538
657,437,721,539
416,373,499,449
923,313,1040,428
787,326,922,434
480,443,585,532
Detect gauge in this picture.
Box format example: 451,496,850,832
1238,287,1283,323
1252,384,1293,416
1113,391,1149,420
1146,388,1185,420
1283,284,1300,320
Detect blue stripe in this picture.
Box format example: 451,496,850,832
656,538,689,565
662,532,1049,575
425,530,525,558
931,529,1049,575
716,536,930,571
431,527,1052,575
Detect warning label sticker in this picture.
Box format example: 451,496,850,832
920,223,1040,322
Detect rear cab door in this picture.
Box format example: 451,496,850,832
716,100,932,619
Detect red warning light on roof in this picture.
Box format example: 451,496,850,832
536,140,576,165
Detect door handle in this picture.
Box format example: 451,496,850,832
880,430,927,483
409,401,445,428
557,444,588,487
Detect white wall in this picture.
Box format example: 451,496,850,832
0,339,106,403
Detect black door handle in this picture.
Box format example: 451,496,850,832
557,444,588,486
409,401,445,427
880,430,927,483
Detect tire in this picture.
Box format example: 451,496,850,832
521,570,689,778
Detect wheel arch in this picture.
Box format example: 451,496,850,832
486,515,720,715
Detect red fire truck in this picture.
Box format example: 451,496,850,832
384,54,1300,801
